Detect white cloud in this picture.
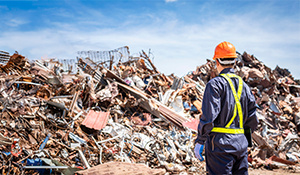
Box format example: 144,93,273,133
0,5,299,79
0,5,8,10
165,0,178,3
6,18,28,27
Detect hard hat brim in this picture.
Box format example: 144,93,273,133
213,54,237,60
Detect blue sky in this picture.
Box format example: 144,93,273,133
0,0,299,78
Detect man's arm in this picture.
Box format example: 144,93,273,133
244,85,258,132
195,81,221,144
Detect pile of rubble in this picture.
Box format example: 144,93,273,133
0,46,298,174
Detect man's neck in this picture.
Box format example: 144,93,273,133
217,66,233,74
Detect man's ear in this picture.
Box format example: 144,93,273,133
216,59,220,66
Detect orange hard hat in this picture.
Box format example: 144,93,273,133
213,41,237,60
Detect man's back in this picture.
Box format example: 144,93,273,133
194,41,258,175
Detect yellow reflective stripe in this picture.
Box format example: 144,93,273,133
238,78,243,128
226,104,237,128
225,74,244,128
236,76,243,128
211,127,244,134
221,74,243,128
225,73,243,99
211,73,244,134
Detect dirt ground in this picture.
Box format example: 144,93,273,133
248,168,300,175
191,161,300,174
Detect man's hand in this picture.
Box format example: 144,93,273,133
194,143,204,161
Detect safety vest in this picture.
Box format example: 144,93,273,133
211,73,244,134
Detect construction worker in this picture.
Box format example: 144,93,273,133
194,41,258,174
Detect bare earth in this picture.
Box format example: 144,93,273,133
248,168,300,175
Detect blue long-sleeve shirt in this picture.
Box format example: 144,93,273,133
195,68,258,144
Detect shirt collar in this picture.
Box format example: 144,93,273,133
219,68,235,75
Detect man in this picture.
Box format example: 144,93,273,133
194,41,258,174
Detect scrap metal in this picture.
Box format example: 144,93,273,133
0,47,298,174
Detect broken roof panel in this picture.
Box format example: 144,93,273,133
81,110,110,130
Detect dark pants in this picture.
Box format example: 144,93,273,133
205,133,248,175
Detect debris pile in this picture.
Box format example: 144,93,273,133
191,51,300,171
0,46,298,174
0,47,204,175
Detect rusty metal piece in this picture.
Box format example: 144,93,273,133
0,50,10,64
131,133,155,152
0,133,12,146
68,91,79,117
130,113,152,126
77,149,91,169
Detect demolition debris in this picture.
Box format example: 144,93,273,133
0,47,298,174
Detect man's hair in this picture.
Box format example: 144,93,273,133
217,58,236,67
